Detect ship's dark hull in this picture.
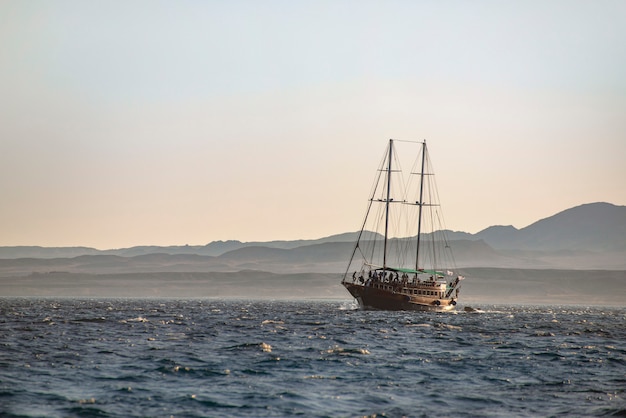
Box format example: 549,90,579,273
343,282,455,312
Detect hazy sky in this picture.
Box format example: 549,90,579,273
1,1,625,249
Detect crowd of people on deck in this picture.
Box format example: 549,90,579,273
352,269,442,288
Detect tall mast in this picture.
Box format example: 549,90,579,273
382,139,393,270
415,140,426,271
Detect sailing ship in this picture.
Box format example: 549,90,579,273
342,139,464,311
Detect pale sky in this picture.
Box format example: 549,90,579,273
1,0,625,249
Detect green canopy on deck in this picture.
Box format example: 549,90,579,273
371,265,445,276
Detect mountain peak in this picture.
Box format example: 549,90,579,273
477,225,519,234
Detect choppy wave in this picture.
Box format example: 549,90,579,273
0,298,624,417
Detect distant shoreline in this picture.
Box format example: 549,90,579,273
1,268,624,307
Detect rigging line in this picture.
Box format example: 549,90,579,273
428,171,442,267
382,139,393,270
342,145,388,280
425,149,459,271
415,141,427,270
346,140,392,269
430,185,438,270
344,197,377,280
356,244,367,261
391,139,426,145
403,140,427,264
436,210,458,270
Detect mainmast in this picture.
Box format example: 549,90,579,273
415,140,426,271
382,139,393,270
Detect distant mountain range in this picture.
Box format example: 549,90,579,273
1,202,625,272
468,202,626,251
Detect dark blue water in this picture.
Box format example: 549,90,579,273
1,298,624,417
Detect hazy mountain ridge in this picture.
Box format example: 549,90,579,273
2,203,624,304
0,239,622,279
474,202,626,251
0,203,624,271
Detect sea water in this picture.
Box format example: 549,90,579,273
1,298,624,417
